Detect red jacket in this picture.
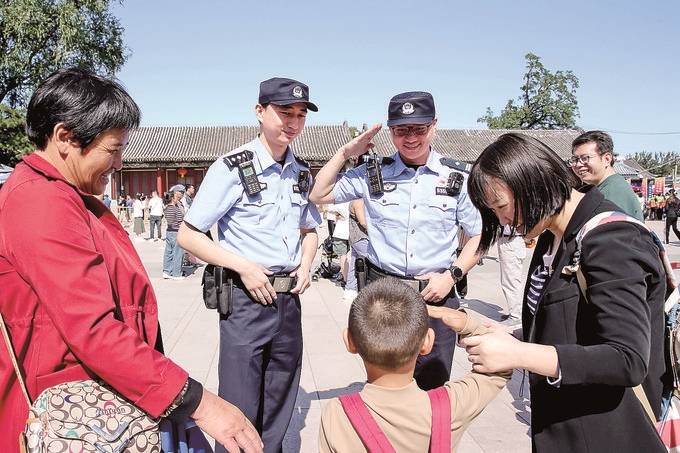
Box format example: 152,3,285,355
0,154,188,450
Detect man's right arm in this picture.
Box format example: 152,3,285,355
309,123,383,205
177,222,276,303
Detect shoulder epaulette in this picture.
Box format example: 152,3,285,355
293,155,310,169
223,150,255,168
440,157,472,173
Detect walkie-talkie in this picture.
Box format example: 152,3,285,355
366,150,384,195
238,161,262,196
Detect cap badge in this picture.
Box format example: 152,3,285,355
292,86,303,98
401,102,415,115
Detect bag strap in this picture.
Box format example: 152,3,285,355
427,386,452,453
566,211,662,425
339,393,396,453
0,312,32,406
339,388,452,453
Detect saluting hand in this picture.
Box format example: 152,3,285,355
340,123,382,159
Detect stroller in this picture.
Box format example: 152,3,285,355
312,236,340,281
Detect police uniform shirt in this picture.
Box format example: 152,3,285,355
333,148,481,276
184,137,322,272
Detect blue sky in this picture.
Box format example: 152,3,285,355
111,0,679,156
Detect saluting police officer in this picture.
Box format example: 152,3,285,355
310,91,483,390
177,77,322,453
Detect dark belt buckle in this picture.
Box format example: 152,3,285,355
272,276,294,292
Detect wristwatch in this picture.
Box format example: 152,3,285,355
448,265,464,281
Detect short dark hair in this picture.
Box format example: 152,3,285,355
26,67,141,150
348,278,429,370
468,133,580,253
572,130,617,164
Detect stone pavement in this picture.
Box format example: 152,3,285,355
131,219,680,452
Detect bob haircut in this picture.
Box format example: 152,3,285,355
26,67,141,150
468,133,580,253
348,277,429,370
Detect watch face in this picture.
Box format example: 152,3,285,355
451,266,463,279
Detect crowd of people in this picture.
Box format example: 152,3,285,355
0,67,672,453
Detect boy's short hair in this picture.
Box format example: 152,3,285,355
348,277,429,370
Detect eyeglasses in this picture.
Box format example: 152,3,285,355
569,154,598,166
390,123,433,137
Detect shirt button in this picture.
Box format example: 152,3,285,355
411,229,415,234
413,204,417,209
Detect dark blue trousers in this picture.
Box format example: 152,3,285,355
414,292,460,390
215,288,302,453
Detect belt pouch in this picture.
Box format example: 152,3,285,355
202,264,233,315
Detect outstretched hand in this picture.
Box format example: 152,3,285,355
192,389,263,453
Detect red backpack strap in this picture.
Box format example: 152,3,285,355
427,386,452,453
339,393,396,453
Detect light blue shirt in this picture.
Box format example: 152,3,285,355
185,136,321,272
333,148,481,276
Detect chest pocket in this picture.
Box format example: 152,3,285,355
424,195,458,231
241,191,277,227
368,193,401,227
535,282,582,345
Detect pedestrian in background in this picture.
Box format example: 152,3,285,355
570,130,643,221
148,190,164,241
163,185,186,280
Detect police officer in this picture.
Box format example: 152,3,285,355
310,91,483,390
177,77,322,453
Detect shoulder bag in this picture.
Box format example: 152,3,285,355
0,312,160,452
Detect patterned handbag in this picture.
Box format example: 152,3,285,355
22,380,160,452
1,313,160,452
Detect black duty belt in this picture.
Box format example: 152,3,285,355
365,260,429,292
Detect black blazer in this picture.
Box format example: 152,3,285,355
523,185,667,452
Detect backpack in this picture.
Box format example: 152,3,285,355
563,211,680,451
339,386,451,453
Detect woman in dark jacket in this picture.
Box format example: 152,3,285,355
665,192,680,244
461,133,666,452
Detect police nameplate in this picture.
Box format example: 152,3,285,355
436,187,453,196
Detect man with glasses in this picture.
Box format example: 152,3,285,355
310,91,483,390
571,130,643,221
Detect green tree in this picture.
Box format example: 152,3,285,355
478,53,580,130
0,105,32,166
629,151,680,177
0,0,129,164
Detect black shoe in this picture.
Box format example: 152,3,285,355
500,314,510,321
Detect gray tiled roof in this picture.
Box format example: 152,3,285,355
369,128,581,162
122,125,581,167
123,125,354,167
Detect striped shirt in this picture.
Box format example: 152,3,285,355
164,203,184,231
526,246,557,315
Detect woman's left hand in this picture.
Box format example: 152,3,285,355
461,325,522,373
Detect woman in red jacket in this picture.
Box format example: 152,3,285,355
0,67,262,453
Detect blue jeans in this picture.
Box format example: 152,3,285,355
149,215,162,239
162,231,183,277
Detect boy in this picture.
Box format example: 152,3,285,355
318,277,511,452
